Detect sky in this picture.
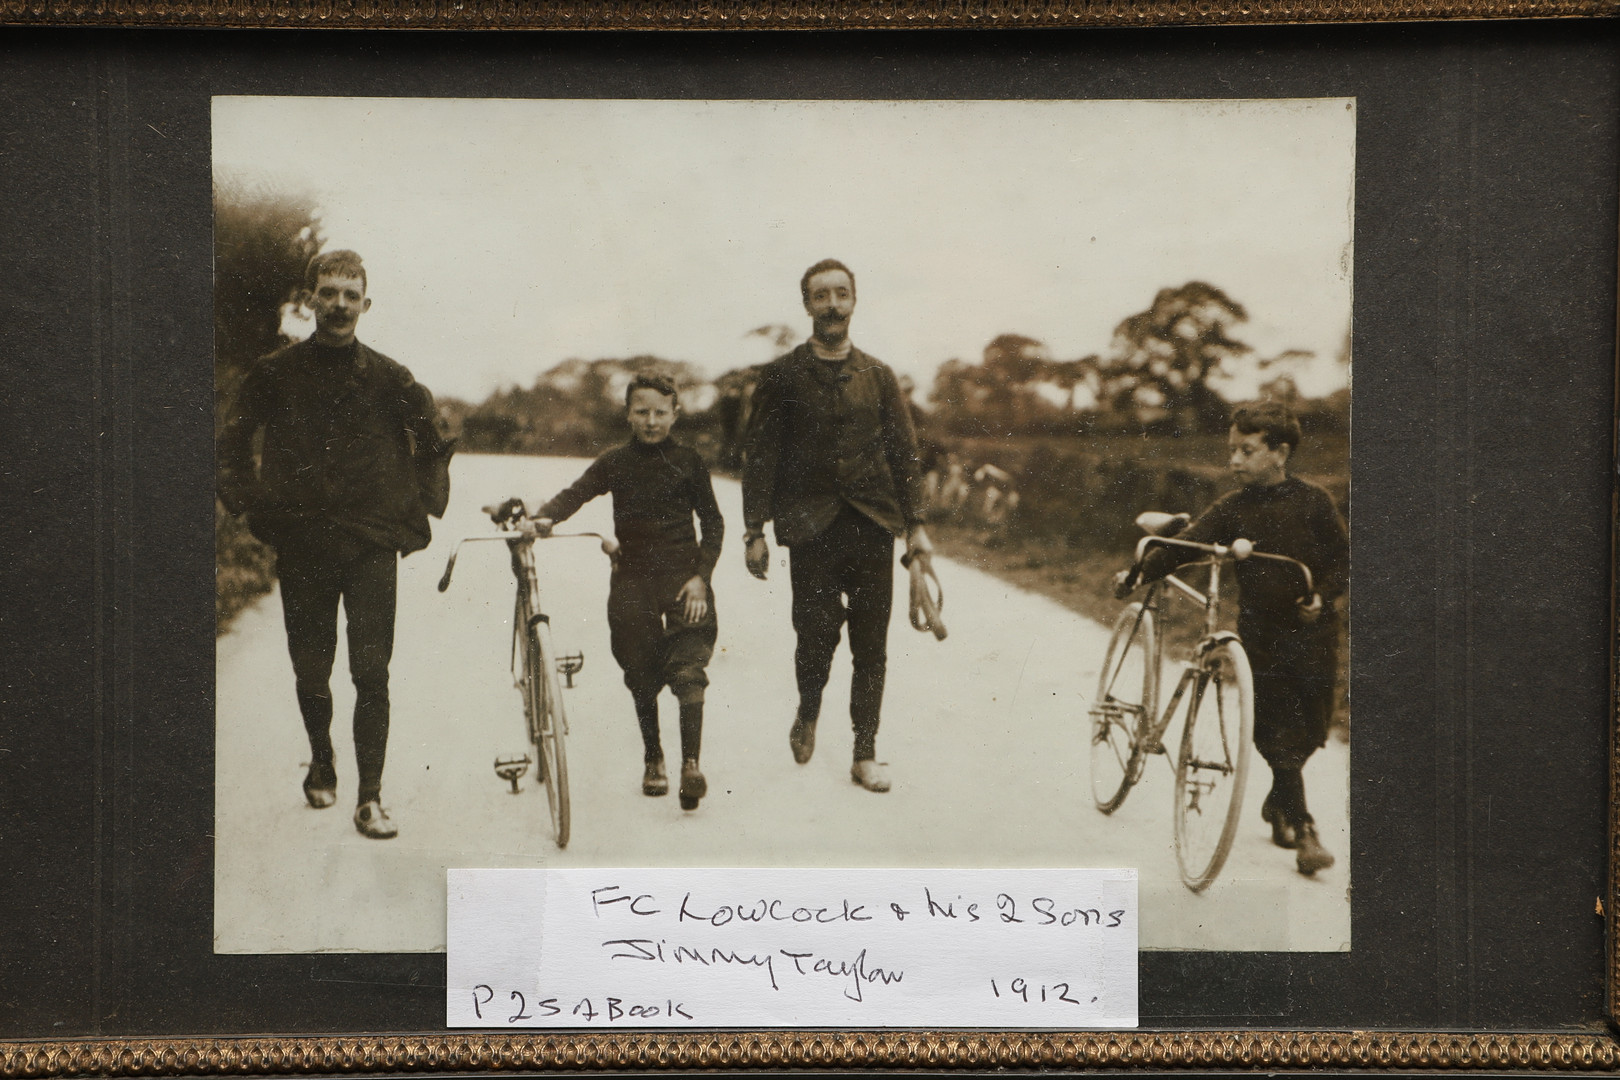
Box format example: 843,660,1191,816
213,97,1355,405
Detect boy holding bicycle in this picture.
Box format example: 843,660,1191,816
1127,401,1348,876
504,374,723,811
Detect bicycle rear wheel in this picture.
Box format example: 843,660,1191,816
1173,638,1254,891
1090,602,1158,813
523,620,571,848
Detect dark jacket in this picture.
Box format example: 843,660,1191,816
539,439,724,582
740,343,926,547
218,337,447,557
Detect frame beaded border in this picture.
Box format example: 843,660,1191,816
0,0,1615,26
1,1031,1618,1075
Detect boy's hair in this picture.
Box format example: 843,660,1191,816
1232,400,1303,452
625,372,679,408
800,258,856,304
305,249,367,292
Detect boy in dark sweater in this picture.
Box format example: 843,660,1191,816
526,374,724,810
1131,401,1349,876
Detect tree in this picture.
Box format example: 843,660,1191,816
457,355,717,457
213,180,324,414
1101,281,1250,434
211,180,324,631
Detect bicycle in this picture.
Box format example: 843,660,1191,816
1091,511,1315,892
436,501,618,849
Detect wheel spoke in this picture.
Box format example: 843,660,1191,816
1173,642,1253,892
1090,604,1157,814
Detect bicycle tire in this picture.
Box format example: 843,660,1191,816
1090,602,1158,814
1172,638,1254,892
524,621,571,849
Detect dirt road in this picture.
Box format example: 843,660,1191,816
215,453,1349,953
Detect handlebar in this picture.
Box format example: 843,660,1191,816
437,512,620,593
1124,533,1315,599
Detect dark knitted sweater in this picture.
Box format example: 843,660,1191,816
1139,475,1348,654
540,439,724,581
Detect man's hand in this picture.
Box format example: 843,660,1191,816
745,535,770,580
905,525,933,563
1297,592,1324,623
1113,568,1138,601
676,576,709,623
527,516,555,538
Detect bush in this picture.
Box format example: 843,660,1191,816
941,432,1348,559
216,503,275,632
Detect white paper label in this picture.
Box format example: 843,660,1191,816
447,867,1137,1029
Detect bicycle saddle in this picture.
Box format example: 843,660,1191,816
1135,511,1192,537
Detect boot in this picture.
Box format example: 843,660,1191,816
1294,822,1335,875
642,758,668,796
789,714,817,764
1260,796,1297,849
678,758,707,811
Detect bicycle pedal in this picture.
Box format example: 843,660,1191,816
556,652,584,688
494,754,531,794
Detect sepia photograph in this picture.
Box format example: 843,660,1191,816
211,95,1355,955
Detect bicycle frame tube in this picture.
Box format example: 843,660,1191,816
1154,661,1200,758
1203,557,1223,638
507,538,545,681
1101,594,1154,706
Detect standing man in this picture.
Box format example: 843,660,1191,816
219,250,450,840
741,259,930,793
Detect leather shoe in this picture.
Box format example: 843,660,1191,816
850,760,891,793
1294,822,1335,875
642,759,669,797
789,715,817,765
678,758,707,811
303,762,337,809
353,800,398,840
1260,798,1297,849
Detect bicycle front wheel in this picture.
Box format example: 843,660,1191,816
1090,602,1158,813
523,620,571,849
1173,639,1254,892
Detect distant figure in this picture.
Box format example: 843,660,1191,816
1129,400,1349,876
218,250,452,840
510,374,724,811
741,259,930,793
973,462,1021,536
936,454,972,516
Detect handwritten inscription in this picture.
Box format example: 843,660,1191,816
470,986,694,1024
590,884,1126,932
601,938,905,1000
446,867,1138,1029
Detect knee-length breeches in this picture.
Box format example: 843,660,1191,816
1242,612,1340,770
607,564,717,705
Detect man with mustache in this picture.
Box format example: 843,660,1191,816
219,250,450,840
741,259,930,793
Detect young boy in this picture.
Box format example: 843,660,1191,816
1128,400,1349,876
524,374,723,811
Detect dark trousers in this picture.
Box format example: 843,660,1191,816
787,506,895,761
276,542,398,805
607,563,717,705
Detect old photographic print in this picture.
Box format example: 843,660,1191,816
213,97,1354,954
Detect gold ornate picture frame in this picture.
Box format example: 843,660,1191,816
1,3,1616,1075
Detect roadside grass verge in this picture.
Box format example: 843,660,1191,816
216,503,275,634
928,430,1350,736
